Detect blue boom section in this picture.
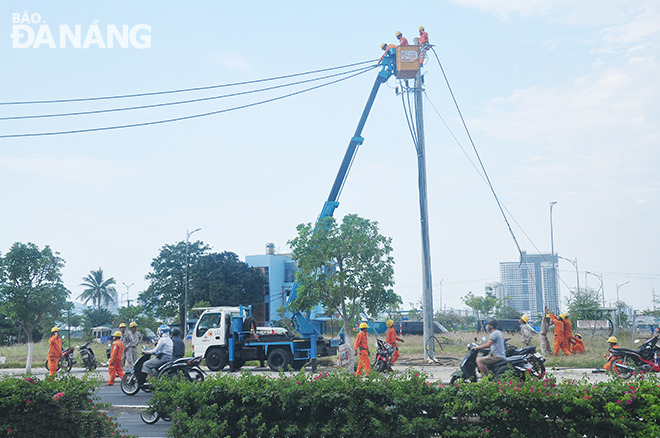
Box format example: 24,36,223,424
286,55,397,338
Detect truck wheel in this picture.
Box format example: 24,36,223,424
267,348,292,371
205,348,228,372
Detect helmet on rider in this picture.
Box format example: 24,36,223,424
485,318,499,330
157,324,171,337
171,326,181,338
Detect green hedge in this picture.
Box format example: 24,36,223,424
0,374,133,438
148,369,660,438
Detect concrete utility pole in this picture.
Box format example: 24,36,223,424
413,68,435,363
185,228,201,340
122,282,134,307
549,201,557,312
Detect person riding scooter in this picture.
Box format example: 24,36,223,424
471,318,506,378
142,325,173,378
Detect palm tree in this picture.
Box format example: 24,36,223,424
78,268,116,308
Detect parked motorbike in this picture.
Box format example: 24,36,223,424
78,341,98,371
372,339,395,372
450,338,543,384
121,351,206,396
505,344,546,378
45,346,75,373
609,336,660,379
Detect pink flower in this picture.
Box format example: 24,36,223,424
53,392,64,401
25,399,32,404
24,377,35,383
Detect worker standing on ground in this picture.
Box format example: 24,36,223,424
379,43,397,64
561,313,573,354
546,307,572,356
395,31,409,46
570,333,586,354
119,323,129,369
519,315,534,348
418,26,429,46
354,322,371,376
107,331,125,386
385,319,404,368
48,327,62,376
123,322,143,370
539,313,552,356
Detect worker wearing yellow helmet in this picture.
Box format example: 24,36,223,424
559,313,573,356
107,331,125,386
570,333,586,354
519,315,534,348
354,322,370,376
418,26,429,46
602,336,620,372
379,43,397,64
385,319,404,368
48,327,62,376
395,31,409,46
123,321,143,370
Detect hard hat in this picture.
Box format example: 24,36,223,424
607,336,618,344
380,43,387,50
575,334,582,339
359,322,368,330
51,326,59,332
386,319,394,327
560,313,568,319
119,323,126,328
129,322,138,328
521,315,529,323
419,26,425,31
545,314,551,318
395,31,402,37
113,331,122,338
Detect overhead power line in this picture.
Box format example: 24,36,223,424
0,65,378,139
0,59,378,106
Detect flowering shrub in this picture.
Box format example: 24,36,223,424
148,370,660,438
0,374,133,438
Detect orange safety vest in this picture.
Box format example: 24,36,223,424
110,338,125,363
398,37,409,46
419,31,429,45
48,334,62,358
386,327,402,348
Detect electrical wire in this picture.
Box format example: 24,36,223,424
0,65,374,121
429,47,524,260
0,59,378,106
0,65,379,139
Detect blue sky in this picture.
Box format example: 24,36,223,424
1,1,658,314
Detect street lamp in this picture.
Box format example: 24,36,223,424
185,228,201,340
122,282,134,307
549,201,558,312
586,271,605,307
615,281,630,334
558,256,580,302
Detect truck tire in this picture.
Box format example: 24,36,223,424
205,348,228,372
243,316,257,333
267,348,292,372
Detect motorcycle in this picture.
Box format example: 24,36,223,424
45,346,75,373
450,338,544,384
372,339,395,372
505,343,546,378
609,336,660,379
121,351,206,396
77,341,98,371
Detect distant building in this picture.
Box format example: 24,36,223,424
245,243,331,334
497,251,559,316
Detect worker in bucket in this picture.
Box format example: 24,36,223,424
395,31,408,46
354,322,371,376
418,26,429,46
379,43,397,64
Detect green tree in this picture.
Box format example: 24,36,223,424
566,287,602,321
82,307,114,332
111,304,159,338
189,251,266,309
78,268,116,308
462,290,497,319
288,214,399,370
141,240,211,323
0,242,69,372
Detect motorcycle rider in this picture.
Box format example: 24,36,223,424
171,326,186,360
142,325,173,378
472,318,506,378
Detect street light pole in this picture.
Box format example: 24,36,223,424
586,271,605,307
558,256,579,301
122,282,134,307
615,281,630,335
549,201,558,312
185,228,201,340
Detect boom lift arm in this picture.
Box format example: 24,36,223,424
286,55,397,337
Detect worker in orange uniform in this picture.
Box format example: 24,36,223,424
379,43,397,64
570,333,586,354
418,26,429,46
561,313,573,354
395,31,409,46
385,319,404,369
602,336,620,371
107,331,125,386
546,307,572,356
48,327,62,376
354,322,370,376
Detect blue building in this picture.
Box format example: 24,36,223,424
245,243,332,334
